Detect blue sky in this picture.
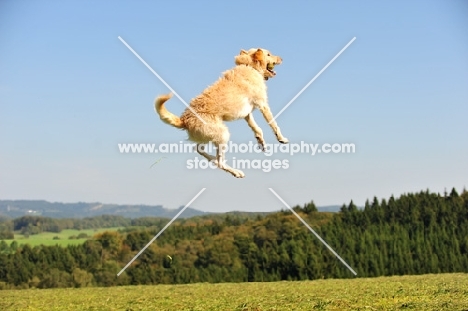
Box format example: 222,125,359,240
1,1,467,213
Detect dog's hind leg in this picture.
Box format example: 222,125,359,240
196,144,216,162
245,113,265,151
215,142,245,178
193,123,244,178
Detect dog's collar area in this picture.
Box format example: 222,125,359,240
238,63,273,81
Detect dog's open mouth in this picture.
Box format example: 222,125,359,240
266,63,276,76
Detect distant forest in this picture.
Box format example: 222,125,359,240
0,188,467,289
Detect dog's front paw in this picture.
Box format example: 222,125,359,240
278,137,289,144
257,142,266,152
255,137,266,152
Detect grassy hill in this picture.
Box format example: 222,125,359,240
3,227,123,247
0,273,466,310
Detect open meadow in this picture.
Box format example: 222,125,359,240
0,273,467,310
3,227,122,247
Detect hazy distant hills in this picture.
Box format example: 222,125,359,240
0,200,208,219
0,200,341,219
317,205,343,212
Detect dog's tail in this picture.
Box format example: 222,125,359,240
154,93,185,129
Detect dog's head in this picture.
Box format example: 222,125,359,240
234,48,282,80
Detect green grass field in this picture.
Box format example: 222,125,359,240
3,227,122,247
0,273,467,310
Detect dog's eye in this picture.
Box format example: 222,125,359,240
267,53,271,56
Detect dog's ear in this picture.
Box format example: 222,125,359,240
252,49,264,62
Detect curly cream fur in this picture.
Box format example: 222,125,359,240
154,48,287,178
